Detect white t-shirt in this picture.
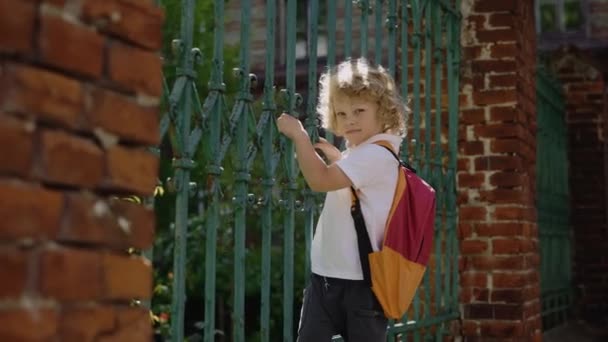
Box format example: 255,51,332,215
311,133,403,280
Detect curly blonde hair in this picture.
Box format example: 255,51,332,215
317,58,409,136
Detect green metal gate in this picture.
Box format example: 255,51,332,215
152,1,461,341
536,67,572,330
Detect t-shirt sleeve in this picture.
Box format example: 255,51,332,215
335,144,396,190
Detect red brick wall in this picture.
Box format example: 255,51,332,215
458,0,542,340
0,0,163,340
551,50,608,317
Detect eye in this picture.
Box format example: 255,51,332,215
336,112,346,117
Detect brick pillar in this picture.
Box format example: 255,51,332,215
458,0,542,340
0,1,163,340
551,49,608,320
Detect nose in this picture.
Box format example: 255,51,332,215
346,114,356,126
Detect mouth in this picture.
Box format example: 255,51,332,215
345,129,361,135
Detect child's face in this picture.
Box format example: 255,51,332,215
332,95,383,147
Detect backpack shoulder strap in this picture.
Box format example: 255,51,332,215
373,140,417,173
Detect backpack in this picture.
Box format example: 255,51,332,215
350,140,436,319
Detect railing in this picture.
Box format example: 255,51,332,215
153,1,462,341
536,66,572,330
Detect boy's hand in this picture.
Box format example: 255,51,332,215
314,138,342,164
277,113,307,141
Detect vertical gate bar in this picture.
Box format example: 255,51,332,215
411,2,422,339
284,0,298,340
432,2,445,339
260,1,277,340
411,0,422,170
445,10,455,313
374,0,383,64
233,0,253,340
345,0,353,58
360,0,369,57
327,0,337,67
325,0,337,145
203,2,226,341
170,0,196,340
449,5,461,310
387,0,397,76
305,0,321,283
400,0,409,161
421,3,432,338
423,0,432,180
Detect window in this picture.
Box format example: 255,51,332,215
536,0,585,34
278,0,328,63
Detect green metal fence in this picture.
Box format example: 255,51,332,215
154,0,461,341
536,67,572,330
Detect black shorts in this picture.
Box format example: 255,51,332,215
297,273,388,342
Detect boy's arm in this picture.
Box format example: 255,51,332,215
276,113,351,192
291,132,352,192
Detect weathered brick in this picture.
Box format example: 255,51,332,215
82,0,164,50
493,272,527,289
40,247,103,301
467,14,487,30
463,46,483,60
0,114,34,177
59,305,115,341
460,206,488,221
476,29,517,43
39,130,105,188
0,307,58,340
475,155,522,171
469,255,524,271
0,64,85,128
39,13,104,78
98,306,152,342
461,108,486,124
491,44,517,59
490,172,526,187
493,206,528,220
476,223,525,237
489,73,517,87
103,253,152,300
479,189,527,203
472,60,517,73
489,106,518,122
461,239,489,254
458,158,472,173
493,238,526,254
0,247,28,298
111,200,155,250
88,88,159,145
0,0,37,55
474,123,524,139
480,320,523,337
103,146,158,195
107,42,162,97
462,321,480,335
60,193,155,250
468,303,499,319
0,181,63,241
60,193,114,246
475,0,518,13
492,289,524,303
460,141,484,155
458,173,485,188
488,13,515,28
461,271,488,287
473,89,517,105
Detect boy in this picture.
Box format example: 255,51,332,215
277,58,409,342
